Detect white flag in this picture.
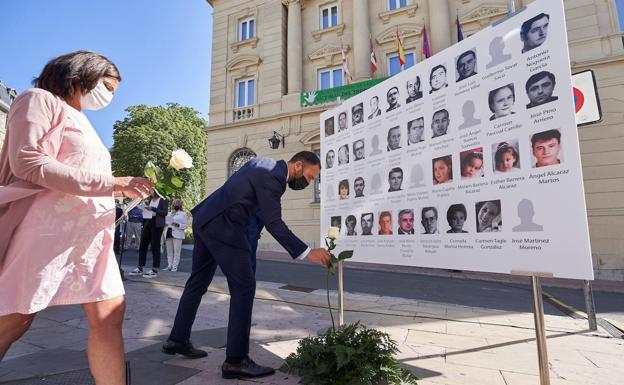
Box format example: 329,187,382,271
342,48,353,84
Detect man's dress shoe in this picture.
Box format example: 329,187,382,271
221,356,275,379
162,340,207,359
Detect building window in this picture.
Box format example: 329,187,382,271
228,148,257,176
235,78,255,107
318,67,343,90
320,3,338,29
388,0,408,11
239,17,255,41
314,150,321,203
387,51,416,77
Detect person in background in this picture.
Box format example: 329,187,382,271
125,204,144,250
129,192,168,278
0,51,153,385
163,199,188,272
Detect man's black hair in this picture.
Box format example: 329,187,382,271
531,129,561,147
525,71,556,93
521,13,550,40
289,151,321,167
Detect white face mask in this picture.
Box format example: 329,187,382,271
80,81,113,110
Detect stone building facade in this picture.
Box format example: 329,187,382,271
205,0,624,280
0,81,17,151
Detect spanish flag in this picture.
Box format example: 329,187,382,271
396,31,406,67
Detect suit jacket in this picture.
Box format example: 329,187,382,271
147,197,168,228
192,157,307,258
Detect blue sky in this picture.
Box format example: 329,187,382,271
617,0,624,30
0,0,212,148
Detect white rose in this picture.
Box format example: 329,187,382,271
169,149,193,171
327,226,340,240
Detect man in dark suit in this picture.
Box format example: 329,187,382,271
129,192,168,278
163,151,330,379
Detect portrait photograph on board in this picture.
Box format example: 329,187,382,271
345,215,357,236
493,140,521,173
446,203,469,233
337,111,348,132
476,200,502,233
378,211,393,235
353,176,365,198
397,209,415,234
407,117,425,145
431,109,450,138
361,212,374,235
460,148,485,180
456,49,478,82
433,155,453,185
388,167,404,192
324,116,334,137
337,143,349,166
353,139,365,161
525,71,558,109
368,95,382,120
488,83,516,120
338,179,349,200
521,13,550,53
386,86,401,112
429,64,448,93
325,149,335,169
531,129,563,168
387,125,402,151
421,206,439,234
331,216,342,230
406,76,423,103
352,103,364,126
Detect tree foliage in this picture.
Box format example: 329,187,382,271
110,103,207,211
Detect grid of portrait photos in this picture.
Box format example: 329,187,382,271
320,0,593,280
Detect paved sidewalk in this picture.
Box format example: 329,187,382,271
1,265,623,385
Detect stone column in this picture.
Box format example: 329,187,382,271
428,0,452,54
286,0,303,94
353,0,371,80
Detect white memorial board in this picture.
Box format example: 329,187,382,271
320,0,593,280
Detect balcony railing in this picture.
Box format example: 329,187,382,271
232,106,255,121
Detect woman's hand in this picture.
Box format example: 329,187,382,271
113,177,154,199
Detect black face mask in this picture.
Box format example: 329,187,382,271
288,167,309,190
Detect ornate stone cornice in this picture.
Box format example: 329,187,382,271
311,23,345,42
460,4,508,25
308,44,350,61
226,54,262,74
378,3,418,24
375,23,423,45
230,37,259,53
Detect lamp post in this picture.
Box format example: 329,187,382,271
268,131,284,149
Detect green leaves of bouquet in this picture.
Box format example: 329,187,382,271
144,149,193,197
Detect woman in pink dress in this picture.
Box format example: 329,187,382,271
0,51,153,384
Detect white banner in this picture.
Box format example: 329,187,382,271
320,0,593,280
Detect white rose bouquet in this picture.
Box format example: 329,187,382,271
118,149,193,224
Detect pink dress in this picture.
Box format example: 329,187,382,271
0,88,124,315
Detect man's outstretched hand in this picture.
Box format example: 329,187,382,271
307,248,331,267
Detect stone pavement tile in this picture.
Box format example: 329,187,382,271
501,371,593,385
405,329,490,350
445,347,539,374
399,352,507,385
545,334,624,355
3,341,44,361
408,318,448,334
549,361,624,385
0,348,89,382
17,324,89,352
576,349,624,369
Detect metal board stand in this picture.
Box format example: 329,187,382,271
337,260,345,326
